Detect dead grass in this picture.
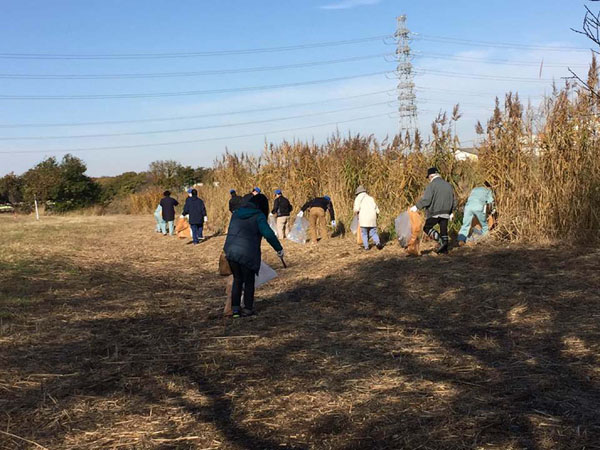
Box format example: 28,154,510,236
1,215,599,449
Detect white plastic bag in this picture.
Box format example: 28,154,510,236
394,212,412,247
350,215,358,234
268,215,277,234
288,217,309,244
255,260,277,288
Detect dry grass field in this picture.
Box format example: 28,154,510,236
1,215,599,449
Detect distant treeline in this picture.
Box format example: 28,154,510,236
0,157,212,213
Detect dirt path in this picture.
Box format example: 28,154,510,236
1,215,599,449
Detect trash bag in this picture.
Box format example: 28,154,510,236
395,210,424,256
288,217,309,244
175,217,191,239
268,214,277,234
256,260,277,288
395,212,412,247
350,215,359,234
223,261,277,316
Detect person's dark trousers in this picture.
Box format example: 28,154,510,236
190,223,203,244
228,260,256,311
423,217,448,244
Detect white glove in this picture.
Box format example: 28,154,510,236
269,213,274,217
277,249,285,258
409,206,418,212
331,220,336,227
180,214,185,218
204,216,208,222
297,211,304,218
449,213,454,221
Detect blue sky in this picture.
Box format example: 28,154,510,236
0,0,594,176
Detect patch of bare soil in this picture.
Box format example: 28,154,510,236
1,215,599,449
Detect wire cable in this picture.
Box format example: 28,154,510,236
0,100,395,141
0,53,391,80
414,33,591,52
0,89,394,128
0,35,392,60
0,111,398,154
0,71,390,100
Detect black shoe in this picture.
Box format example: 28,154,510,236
435,236,448,255
232,310,241,318
376,243,384,250
241,308,255,317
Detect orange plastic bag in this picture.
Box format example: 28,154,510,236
175,217,191,239
395,210,424,256
406,211,424,256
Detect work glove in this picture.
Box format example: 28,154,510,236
410,205,418,212
297,211,304,218
204,216,208,222
331,220,336,228
449,213,454,221
180,214,185,218
277,249,285,258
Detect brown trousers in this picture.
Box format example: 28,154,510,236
308,207,328,243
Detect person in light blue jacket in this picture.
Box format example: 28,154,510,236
154,204,165,233
457,182,495,244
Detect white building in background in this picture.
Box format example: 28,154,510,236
454,147,479,161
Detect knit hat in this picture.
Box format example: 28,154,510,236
275,189,282,195
323,195,331,201
252,187,261,194
426,167,439,178
230,189,236,194
355,185,366,195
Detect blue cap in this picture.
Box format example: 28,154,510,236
324,195,331,201
253,187,261,193
230,189,236,194
275,189,282,195
187,188,193,194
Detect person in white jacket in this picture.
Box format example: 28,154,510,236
353,185,383,250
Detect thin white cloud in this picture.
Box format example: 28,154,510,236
319,0,381,11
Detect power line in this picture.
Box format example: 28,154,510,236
0,89,394,128
412,51,589,68
0,53,392,80
0,100,396,141
414,33,591,52
416,68,557,83
0,35,392,60
0,71,390,100
0,111,398,155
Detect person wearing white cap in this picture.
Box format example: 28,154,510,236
353,185,382,250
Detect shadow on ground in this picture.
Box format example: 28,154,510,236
1,244,599,449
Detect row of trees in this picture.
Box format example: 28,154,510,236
0,157,212,212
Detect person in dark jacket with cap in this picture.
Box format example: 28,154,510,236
229,189,243,213
270,189,293,239
224,195,283,317
300,196,336,244
159,190,179,236
411,167,457,254
250,187,270,218
182,189,207,244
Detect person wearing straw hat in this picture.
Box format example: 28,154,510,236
270,189,293,239
410,167,457,254
353,185,383,250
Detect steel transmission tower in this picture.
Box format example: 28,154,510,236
395,15,418,135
